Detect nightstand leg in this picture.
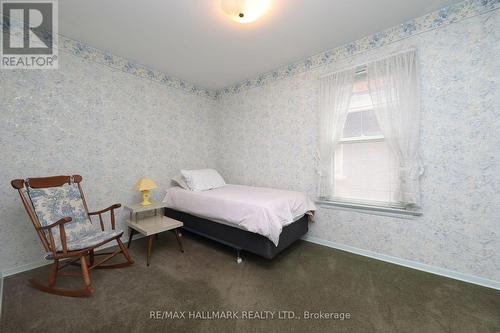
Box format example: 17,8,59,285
174,229,184,253
147,235,154,266
127,228,135,249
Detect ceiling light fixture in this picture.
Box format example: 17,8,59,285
220,0,271,24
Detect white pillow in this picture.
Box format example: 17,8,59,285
171,176,189,190
180,169,226,192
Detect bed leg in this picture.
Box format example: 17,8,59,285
236,249,242,264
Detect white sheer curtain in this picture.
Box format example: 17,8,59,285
367,50,423,207
317,68,355,199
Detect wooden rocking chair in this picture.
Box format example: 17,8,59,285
11,175,134,297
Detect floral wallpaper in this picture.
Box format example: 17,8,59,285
0,53,218,271
216,8,500,281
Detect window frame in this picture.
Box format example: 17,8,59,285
338,134,385,144
316,198,422,218
322,68,421,216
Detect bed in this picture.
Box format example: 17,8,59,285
163,184,316,261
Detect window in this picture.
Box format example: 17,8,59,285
318,50,422,213
333,70,400,207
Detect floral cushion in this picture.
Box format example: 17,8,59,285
65,229,123,251
28,183,119,251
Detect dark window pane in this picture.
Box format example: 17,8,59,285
362,110,382,136
343,111,362,138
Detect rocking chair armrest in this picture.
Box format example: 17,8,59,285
38,216,73,230
89,204,121,215
89,204,121,231
39,217,72,255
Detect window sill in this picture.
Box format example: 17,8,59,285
316,199,422,219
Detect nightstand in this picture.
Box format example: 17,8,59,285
124,202,183,266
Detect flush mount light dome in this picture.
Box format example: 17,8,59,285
221,0,271,24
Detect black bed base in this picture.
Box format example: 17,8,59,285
164,208,309,260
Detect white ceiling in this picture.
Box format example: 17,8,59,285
59,0,459,90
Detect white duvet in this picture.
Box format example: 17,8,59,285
163,184,316,246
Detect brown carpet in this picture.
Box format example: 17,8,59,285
1,232,499,333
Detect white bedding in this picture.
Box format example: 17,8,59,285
163,184,316,246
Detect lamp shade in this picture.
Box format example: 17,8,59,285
221,0,271,24
134,177,158,192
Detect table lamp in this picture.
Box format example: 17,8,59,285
134,177,158,206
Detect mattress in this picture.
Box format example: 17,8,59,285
163,184,316,245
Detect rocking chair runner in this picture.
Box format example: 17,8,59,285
11,175,134,297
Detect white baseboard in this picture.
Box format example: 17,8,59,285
1,260,49,279
303,235,500,291
0,275,3,319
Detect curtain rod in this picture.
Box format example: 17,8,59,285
319,48,417,79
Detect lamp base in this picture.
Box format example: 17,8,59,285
140,190,152,206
